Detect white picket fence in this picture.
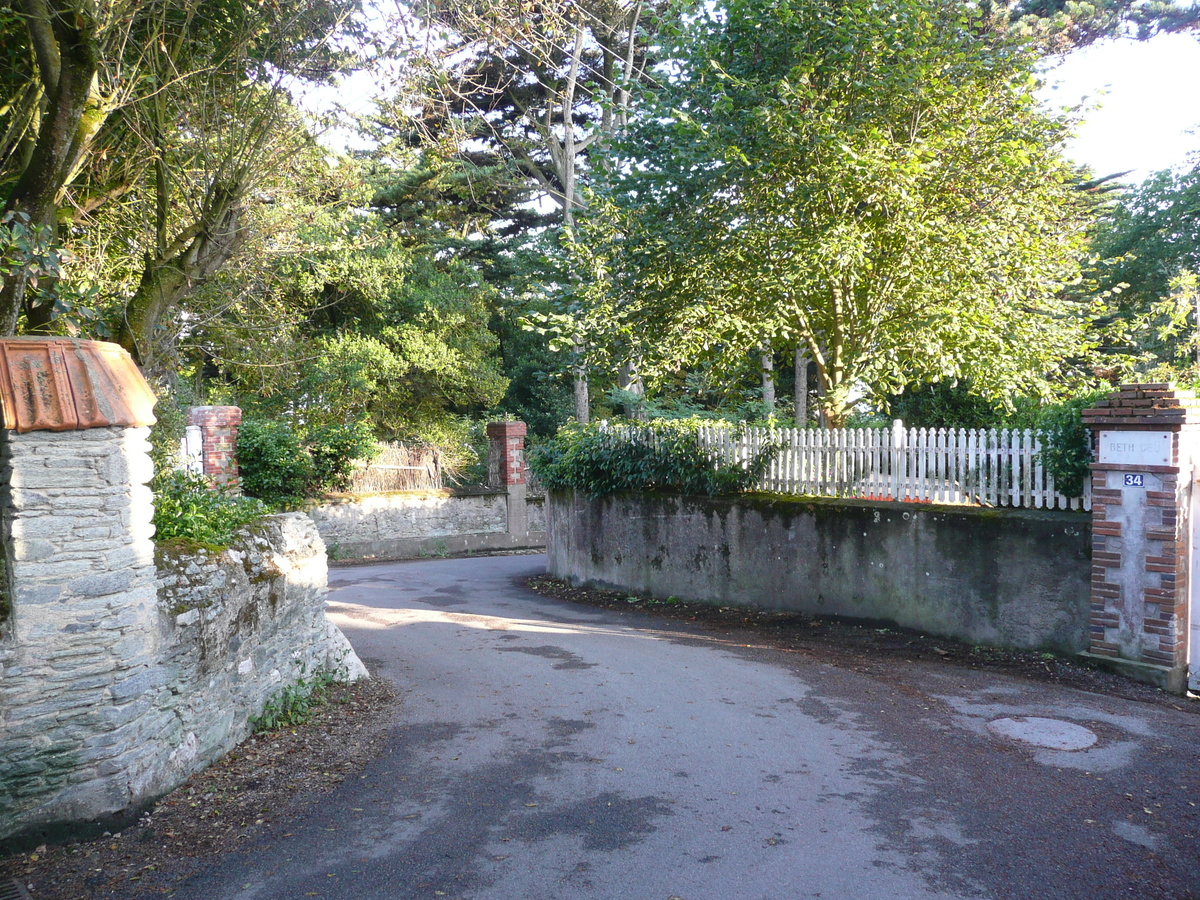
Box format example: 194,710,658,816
602,421,1090,511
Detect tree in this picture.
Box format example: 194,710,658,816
204,197,509,443
357,141,579,435
385,0,663,422
1088,165,1200,375
593,0,1094,425
999,0,1200,50
0,0,362,358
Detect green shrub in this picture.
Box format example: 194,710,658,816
308,420,378,492
148,389,189,479
1036,390,1108,498
238,418,379,504
237,420,317,506
152,471,269,545
529,419,776,498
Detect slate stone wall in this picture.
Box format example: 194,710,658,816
0,421,361,847
0,427,161,844
154,514,364,785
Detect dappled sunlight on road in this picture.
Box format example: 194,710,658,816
325,599,802,656
326,600,670,640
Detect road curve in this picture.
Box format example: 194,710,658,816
172,555,1200,900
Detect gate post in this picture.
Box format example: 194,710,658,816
0,339,161,838
1082,384,1200,693
487,421,528,539
186,406,242,490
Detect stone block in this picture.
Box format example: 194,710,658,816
10,582,68,606
68,571,135,598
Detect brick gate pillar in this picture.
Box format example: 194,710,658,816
187,406,242,490
487,421,528,538
1082,384,1200,693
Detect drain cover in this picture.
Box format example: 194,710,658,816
0,879,33,900
986,716,1098,750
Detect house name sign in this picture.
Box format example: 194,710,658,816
1097,431,1172,467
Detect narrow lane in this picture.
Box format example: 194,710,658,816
174,555,1200,900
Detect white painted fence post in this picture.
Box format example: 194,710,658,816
182,425,203,476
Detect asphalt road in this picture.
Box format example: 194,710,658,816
174,555,1199,900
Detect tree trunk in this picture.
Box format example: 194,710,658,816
118,259,192,375
117,181,244,373
617,359,646,420
761,350,775,414
794,347,808,427
573,370,590,425
817,379,828,427
0,1,99,334
815,365,853,428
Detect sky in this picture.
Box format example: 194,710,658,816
1039,31,1200,180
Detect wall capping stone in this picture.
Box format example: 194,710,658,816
0,338,156,433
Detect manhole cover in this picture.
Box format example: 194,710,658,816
986,716,1097,750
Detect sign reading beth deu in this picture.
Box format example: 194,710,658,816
1097,431,1172,467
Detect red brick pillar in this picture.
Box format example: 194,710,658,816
187,406,243,491
487,421,527,488
1082,384,1200,693
487,421,528,537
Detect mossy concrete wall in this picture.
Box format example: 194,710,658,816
548,491,1092,653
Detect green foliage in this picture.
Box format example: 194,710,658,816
0,212,64,286
0,211,67,314
885,382,1043,429
1,0,364,345
219,215,508,445
251,665,341,732
592,0,1092,425
1004,0,1200,48
308,420,378,493
529,419,777,498
152,471,269,545
238,418,379,504
147,388,190,481
1035,391,1109,498
1088,166,1200,381
237,420,316,506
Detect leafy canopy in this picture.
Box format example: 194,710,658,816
1086,165,1200,380
590,0,1094,424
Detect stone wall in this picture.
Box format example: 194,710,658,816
0,426,160,843
307,489,546,561
0,340,367,846
528,493,546,534
155,514,364,778
0,503,361,847
548,491,1092,654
